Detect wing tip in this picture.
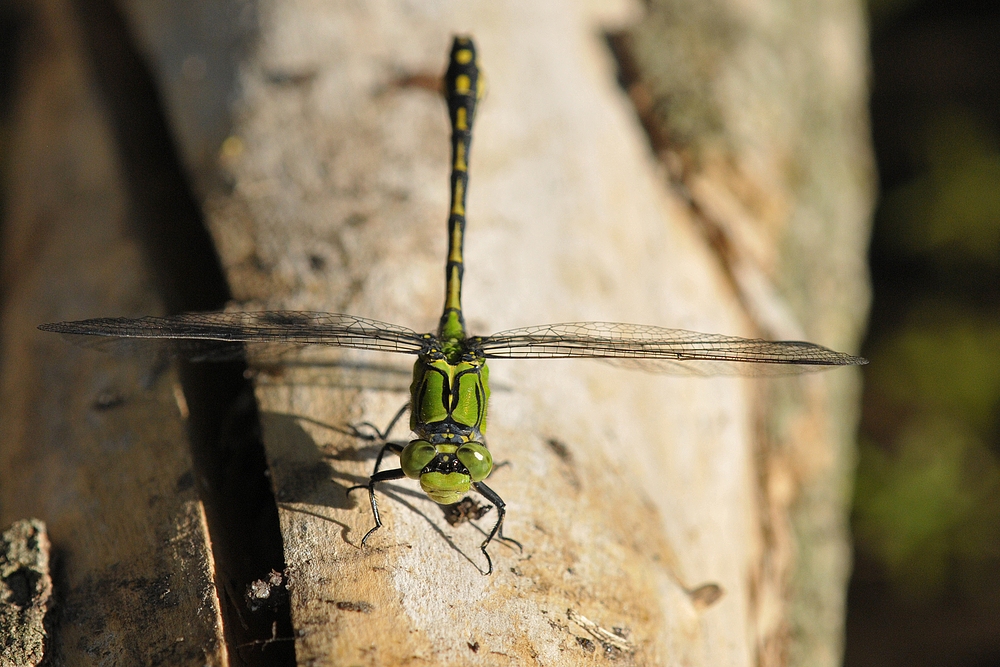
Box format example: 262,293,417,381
38,318,118,335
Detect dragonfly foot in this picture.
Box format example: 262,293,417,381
346,402,410,443
498,533,523,553
479,546,495,576
346,421,385,442
360,523,381,547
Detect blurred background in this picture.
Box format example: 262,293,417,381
845,0,1000,665
0,0,997,665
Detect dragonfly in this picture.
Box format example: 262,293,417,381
39,36,866,575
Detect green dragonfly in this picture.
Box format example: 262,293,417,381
39,37,866,574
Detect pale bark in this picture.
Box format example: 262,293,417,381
628,1,874,663
0,0,873,665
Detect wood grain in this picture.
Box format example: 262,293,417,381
0,0,873,664
189,1,856,664
0,520,51,667
0,1,227,663
628,1,874,663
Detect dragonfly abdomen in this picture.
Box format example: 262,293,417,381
438,37,483,342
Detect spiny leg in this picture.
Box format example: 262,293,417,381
347,401,410,443
347,440,404,527
345,404,411,547
348,467,406,546
346,436,404,498
473,481,522,575
370,441,404,477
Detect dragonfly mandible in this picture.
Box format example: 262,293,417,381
39,36,866,575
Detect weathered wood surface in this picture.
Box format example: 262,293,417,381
0,0,227,664
168,1,869,665
627,1,874,663
201,2,754,664
0,0,873,664
0,520,51,667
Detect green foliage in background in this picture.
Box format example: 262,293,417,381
854,104,1000,599
877,108,1000,270
855,308,1000,597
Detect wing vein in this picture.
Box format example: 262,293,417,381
38,311,428,355
477,322,866,369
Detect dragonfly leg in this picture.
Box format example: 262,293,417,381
346,440,403,501
346,421,407,546
472,481,523,575
347,402,410,442
348,468,406,546
371,441,404,476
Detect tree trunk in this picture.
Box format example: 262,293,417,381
0,0,873,665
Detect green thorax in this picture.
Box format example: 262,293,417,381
409,348,490,441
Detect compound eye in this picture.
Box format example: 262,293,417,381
456,442,493,482
400,440,436,479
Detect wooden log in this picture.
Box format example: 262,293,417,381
1,0,873,664
625,1,874,663
0,0,228,663
182,2,869,664
0,520,52,667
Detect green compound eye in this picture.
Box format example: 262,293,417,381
400,440,436,479
456,442,493,482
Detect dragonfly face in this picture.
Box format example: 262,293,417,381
399,439,493,504
406,340,493,504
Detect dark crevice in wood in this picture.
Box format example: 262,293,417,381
603,31,751,331
0,2,30,310
39,544,68,667
605,31,674,158
67,0,294,663
0,2,28,118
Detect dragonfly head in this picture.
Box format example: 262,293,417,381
400,439,493,505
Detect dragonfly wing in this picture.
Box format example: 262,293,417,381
39,311,429,359
477,322,866,375
51,333,343,365
52,332,255,362
599,357,847,377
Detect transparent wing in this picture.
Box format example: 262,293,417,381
476,321,866,375
38,311,429,360
596,357,845,377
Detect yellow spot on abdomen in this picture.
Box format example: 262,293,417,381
449,225,463,263
454,142,467,172
455,49,473,65
220,135,244,161
446,265,462,310
451,180,465,216
455,74,471,95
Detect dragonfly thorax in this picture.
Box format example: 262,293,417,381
406,344,492,504
410,344,490,441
